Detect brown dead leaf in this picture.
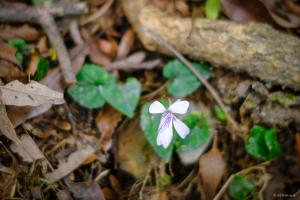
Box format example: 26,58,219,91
0,40,19,66
56,190,73,200
56,121,72,132
0,25,39,41
199,135,226,200
221,0,273,23
65,179,105,200
37,36,49,54
175,0,189,16
69,44,89,75
109,175,122,193
96,105,122,152
0,60,21,80
116,118,152,179
260,0,300,28
116,28,135,60
295,133,300,162
45,145,95,183
27,54,39,77
81,28,110,66
97,38,118,60
10,134,44,162
0,80,64,106
82,154,99,165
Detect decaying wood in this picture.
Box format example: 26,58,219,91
120,0,300,90
0,3,87,84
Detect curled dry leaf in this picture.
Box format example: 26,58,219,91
10,134,44,162
96,105,122,152
46,145,95,183
65,179,105,200
116,28,135,60
199,136,226,200
0,80,64,106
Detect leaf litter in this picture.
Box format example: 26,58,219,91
0,0,299,199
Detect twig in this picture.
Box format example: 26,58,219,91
0,3,87,84
213,161,270,200
39,13,75,84
147,29,239,133
80,0,114,25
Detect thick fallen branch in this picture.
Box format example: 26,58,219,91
0,3,87,84
120,0,300,90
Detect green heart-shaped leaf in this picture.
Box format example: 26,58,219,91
68,64,114,109
102,78,141,118
68,83,106,109
245,125,282,160
163,59,212,98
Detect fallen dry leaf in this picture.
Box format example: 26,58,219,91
116,28,135,60
0,25,39,41
0,60,21,80
199,136,226,200
116,118,152,179
45,145,95,183
81,28,110,66
97,38,118,60
221,0,273,23
10,134,44,162
295,133,300,162
65,179,105,200
0,80,64,106
0,40,19,66
96,105,122,152
109,175,122,193
27,54,39,77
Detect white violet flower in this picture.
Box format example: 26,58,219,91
149,100,190,149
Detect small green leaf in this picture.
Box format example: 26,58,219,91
245,125,282,160
68,64,114,109
214,105,227,121
35,57,49,81
140,102,174,161
163,59,212,98
176,112,212,152
9,38,28,52
68,83,106,109
205,0,221,20
16,52,24,64
31,0,52,5
228,175,257,200
9,38,28,64
76,64,113,85
175,111,213,164
102,78,141,118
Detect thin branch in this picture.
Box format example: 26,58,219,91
147,29,239,132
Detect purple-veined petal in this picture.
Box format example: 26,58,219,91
149,101,166,114
173,117,190,139
157,112,173,148
169,100,189,114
